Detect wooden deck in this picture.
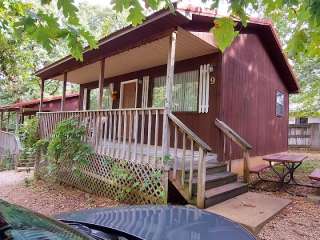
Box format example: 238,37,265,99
89,138,217,169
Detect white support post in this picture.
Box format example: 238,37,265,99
0,111,3,130
61,72,67,111
98,58,105,110
39,78,45,112
162,31,177,160
83,88,88,110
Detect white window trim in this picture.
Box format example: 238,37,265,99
142,76,149,108
120,79,138,108
199,64,210,113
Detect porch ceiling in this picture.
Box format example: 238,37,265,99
53,28,218,84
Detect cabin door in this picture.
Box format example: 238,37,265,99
120,79,138,109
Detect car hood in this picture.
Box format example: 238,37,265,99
55,205,255,240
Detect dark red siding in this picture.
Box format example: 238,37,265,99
23,96,79,115
80,54,222,152
220,33,289,160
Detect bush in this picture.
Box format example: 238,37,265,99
0,152,14,171
18,117,41,156
46,118,92,176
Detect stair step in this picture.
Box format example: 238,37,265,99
204,182,248,207
17,163,34,167
185,162,227,176
189,171,237,194
16,167,34,172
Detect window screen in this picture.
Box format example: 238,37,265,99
276,91,285,117
89,87,112,110
152,70,199,112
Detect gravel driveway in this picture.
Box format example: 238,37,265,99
1,152,320,240
0,170,118,216
0,170,32,186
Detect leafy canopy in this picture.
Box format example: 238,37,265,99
2,0,320,60
108,0,320,59
0,1,127,105
0,0,96,61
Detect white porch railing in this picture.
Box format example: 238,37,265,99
38,108,213,208
0,130,21,155
0,130,22,168
38,108,165,168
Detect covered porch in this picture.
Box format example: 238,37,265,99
36,20,220,207
36,25,220,166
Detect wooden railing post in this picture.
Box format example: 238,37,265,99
197,147,206,208
243,150,250,183
215,119,252,182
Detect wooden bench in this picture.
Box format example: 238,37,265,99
250,164,270,174
249,163,281,186
309,169,320,181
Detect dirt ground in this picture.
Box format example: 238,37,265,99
258,191,320,240
0,170,118,216
0,151,320,240
257,151,320,240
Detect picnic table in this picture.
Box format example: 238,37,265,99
263,153,307,188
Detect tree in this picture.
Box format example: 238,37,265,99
261,4,320,116
110,0,320,115
290,57,320,116
0,1,127,105
2,1,320,60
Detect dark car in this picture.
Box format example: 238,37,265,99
0,199,256,240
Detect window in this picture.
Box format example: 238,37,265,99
276,91,285,117
89,87,112,110
295,117,308,125
152,70,199,112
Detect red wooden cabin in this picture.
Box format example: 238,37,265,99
34,5,299,208
0,94,79,131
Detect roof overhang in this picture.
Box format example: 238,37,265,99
182,9,299,93
35,4,299,93
36,8,193,81
52,28,217,84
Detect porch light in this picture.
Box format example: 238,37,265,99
111,90,118,101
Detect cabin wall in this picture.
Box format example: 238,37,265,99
220,33,289,160
23,96,80,115
79,53,221,152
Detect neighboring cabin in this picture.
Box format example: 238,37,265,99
289,116,320,151
0,94,79,132
289,116,320,124
33,5,299,208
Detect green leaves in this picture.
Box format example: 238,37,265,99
128,1,145,26
57,0,79,25
0,0,97,61
112,0,145,26
111,0,173,26
287,29,308,58
47,118,92,166
211,17,239,52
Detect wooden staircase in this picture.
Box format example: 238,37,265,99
167,116,252,208
16,157,35,172
170,160,248,208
